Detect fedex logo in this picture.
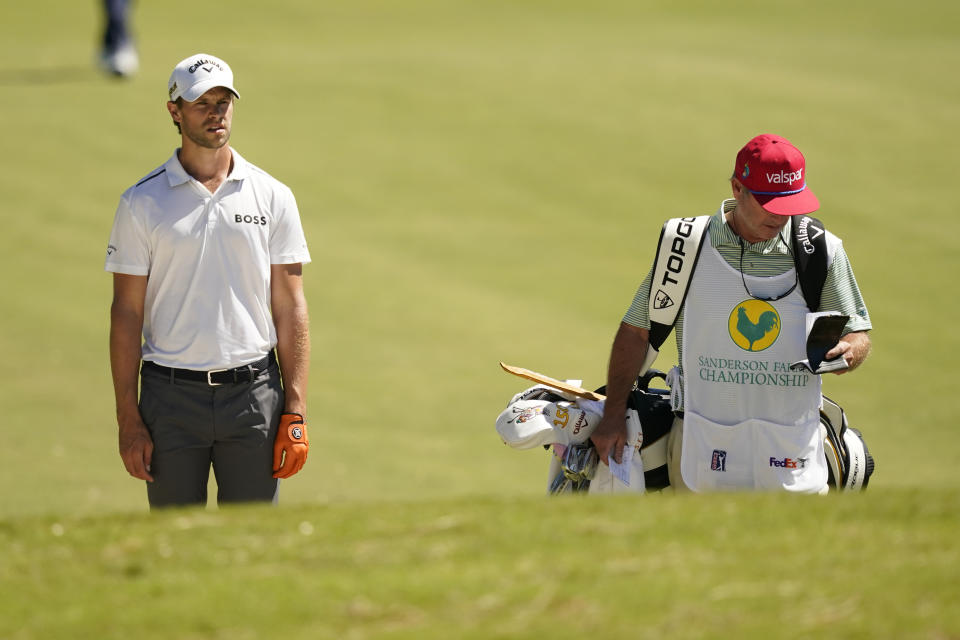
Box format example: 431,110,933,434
766,168,803,185
769,457,808,469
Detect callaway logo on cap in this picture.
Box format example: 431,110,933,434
734,134,820,216
167,53,241,102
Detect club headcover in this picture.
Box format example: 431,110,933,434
496,399,598,450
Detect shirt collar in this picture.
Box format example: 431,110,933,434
709,198,793,254
164,147,249,187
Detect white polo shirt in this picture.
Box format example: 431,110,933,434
105,148,311,370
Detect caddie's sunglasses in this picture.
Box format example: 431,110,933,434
738,233,798,302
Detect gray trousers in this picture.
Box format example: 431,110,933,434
139,363,283,508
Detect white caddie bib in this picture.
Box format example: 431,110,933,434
679,236,828,493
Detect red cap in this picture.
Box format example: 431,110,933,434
733,134,820,215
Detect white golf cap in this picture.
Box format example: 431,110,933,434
167,53,240,102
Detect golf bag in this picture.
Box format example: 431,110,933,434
496,370,875,493
820,395,875,490
495,370,675,494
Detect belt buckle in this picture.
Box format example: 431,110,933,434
206,368,228,386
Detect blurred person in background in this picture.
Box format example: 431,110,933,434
98,0,138,77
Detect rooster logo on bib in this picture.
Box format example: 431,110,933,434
728,300,781,352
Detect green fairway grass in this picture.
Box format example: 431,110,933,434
2,0,957,517
1,490,958,639
0,0,958,634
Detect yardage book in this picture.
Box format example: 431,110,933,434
790,312,851,374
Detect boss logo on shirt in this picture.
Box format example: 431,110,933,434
235,214,268,226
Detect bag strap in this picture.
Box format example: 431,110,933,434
790,214,829,312
641,216,711,373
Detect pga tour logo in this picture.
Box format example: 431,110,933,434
766,168,803,186
711,449,727,472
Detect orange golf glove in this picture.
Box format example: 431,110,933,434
273,413,309,479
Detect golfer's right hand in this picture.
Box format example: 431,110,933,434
118,415,154,482
591,412,627,465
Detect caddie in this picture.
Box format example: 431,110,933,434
591,134,872,493
105,53,312,508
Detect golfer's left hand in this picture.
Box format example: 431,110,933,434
273,413,309,478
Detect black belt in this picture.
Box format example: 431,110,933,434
142,352,276,386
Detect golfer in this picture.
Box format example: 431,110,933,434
105,53,312,508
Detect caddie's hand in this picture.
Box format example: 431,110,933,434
118,415,154,482
826,330,872,376
824,340,853,375
590,412,628,466
273,413,309,479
